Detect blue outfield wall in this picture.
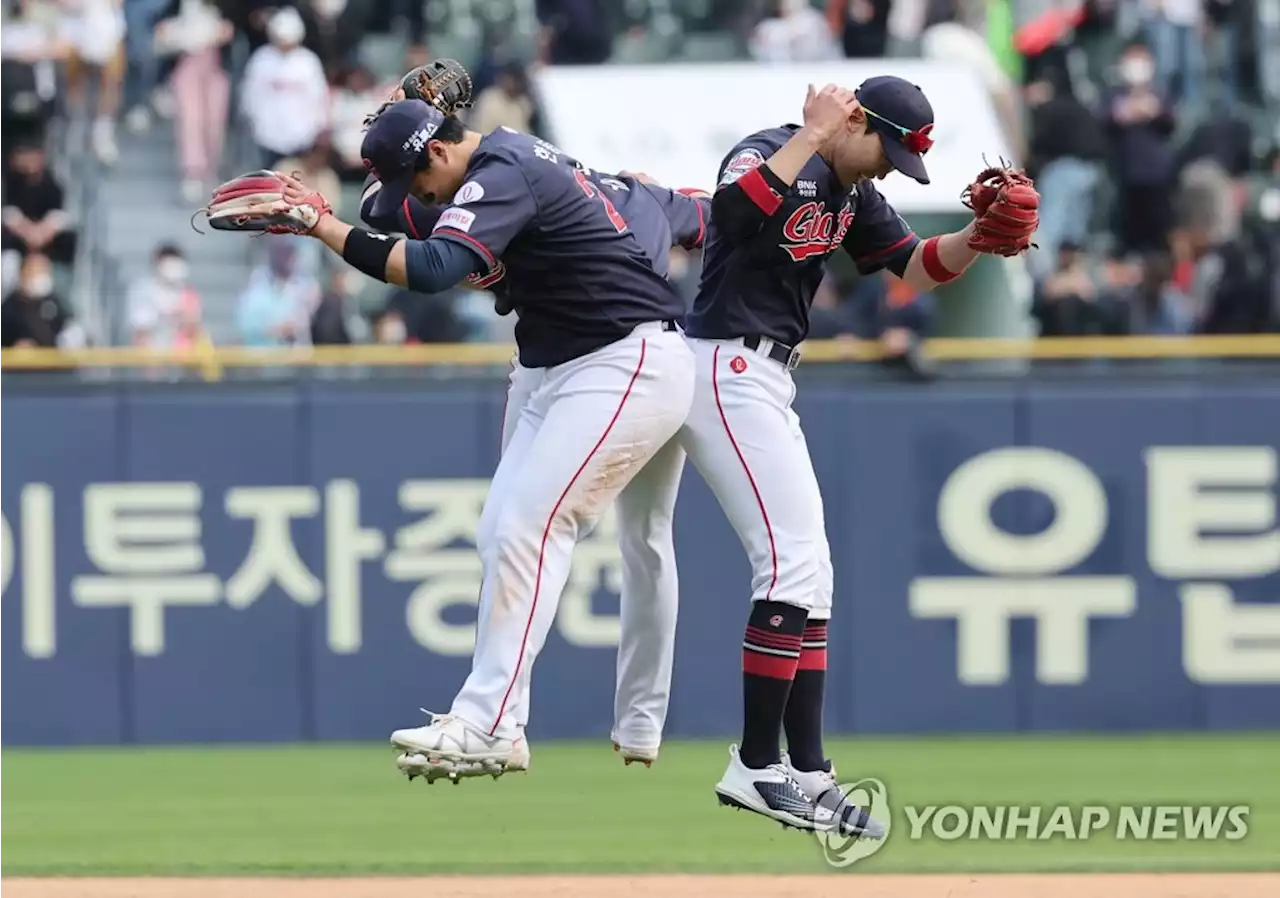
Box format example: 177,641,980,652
3,379,1278,745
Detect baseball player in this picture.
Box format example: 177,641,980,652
204,99,700,783
477,175,709,771
678,79,1037,832
354,64,710,772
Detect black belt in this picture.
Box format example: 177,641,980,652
743,335,801,370
662,320,680,332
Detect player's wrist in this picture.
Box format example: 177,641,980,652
307,209,339,238
795,125,827,153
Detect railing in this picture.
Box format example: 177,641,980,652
3,335,1279,381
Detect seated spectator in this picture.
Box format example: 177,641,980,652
808,271,862,339
156,0,235,203
1,0,66,147
469,62,538,136
1176,105,1255,179
236,240,319,347
2,143,77,282
240,7,329,170
1,252,72,347
371,302,411,344
750,0,841,63
382,286,468,344
310,268,366,345
61,0,126,163
126,243,207,349
330,65,393,183
1179,217,1274,335
1031,241,1118,336
1116,252,1194,335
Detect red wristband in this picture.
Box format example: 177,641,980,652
922,235,962,284
737,168,783,215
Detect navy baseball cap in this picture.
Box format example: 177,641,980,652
362,99,446,218
855,76,935,185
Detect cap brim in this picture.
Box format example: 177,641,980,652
369,169,416,219
880,135,930,185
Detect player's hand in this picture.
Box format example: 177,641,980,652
802,83,858,146
275,171,313,206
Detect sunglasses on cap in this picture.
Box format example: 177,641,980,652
864,108,935,155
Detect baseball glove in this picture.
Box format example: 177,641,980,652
401,58,473,115
961,164,1040,257
202,171,332,235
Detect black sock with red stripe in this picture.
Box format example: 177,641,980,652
784,619,828,772
739,600,808,770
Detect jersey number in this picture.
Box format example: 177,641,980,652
574,169,627,233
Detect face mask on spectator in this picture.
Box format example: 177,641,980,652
268,7,306,47
381,317,407,343
23,275,53,297
157,257,189,285
1120,56,1154,86
313,0,347,18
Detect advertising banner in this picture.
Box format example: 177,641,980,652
3,381,1277,745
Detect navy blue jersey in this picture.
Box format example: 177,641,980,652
591,176,707,279
427,128,688,367
686,125,919,346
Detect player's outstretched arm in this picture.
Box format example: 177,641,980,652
309,215,486,294
901,164,1040,289
899,223,981,292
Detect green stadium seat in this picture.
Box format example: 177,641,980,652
612,33,667,64
677,33,741,62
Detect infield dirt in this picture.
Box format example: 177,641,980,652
6,874,1280,898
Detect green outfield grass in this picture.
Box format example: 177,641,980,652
3,734,1278,875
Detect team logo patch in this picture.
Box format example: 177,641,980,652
768,612,782,626
434,207,476,233
719,148,765,187
454,181,485,205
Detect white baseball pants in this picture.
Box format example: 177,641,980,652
454,324,694,741
679,337,834,619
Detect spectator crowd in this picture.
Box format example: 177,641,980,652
2,0,1277,357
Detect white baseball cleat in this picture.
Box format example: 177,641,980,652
610,736,659,768
782,753,887,839
714,744,816,831
391,711,528,783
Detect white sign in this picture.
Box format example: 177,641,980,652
534,61,1014,214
